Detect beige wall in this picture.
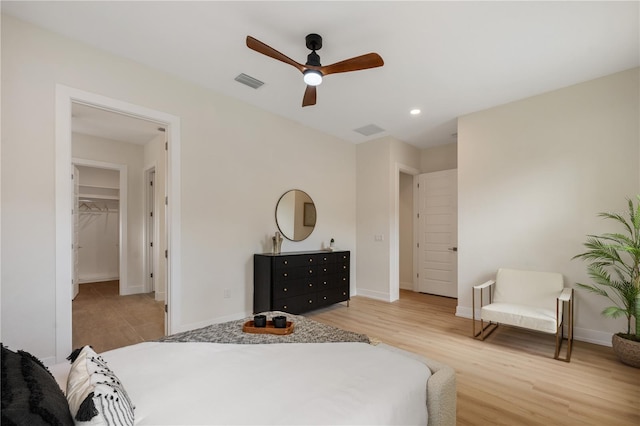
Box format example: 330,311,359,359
421,142,457,173
1,15,356,361
457,67,639,345
356,136,420,301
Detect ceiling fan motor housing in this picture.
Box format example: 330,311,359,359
305,33,322,51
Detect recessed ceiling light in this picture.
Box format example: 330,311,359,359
410,109,421,115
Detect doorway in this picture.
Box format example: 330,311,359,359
55,85,182,362
72,161,127,295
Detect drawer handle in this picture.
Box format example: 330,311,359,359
308,300,313,304
308,283,313,287
309,270,313,274
283,305,287,309
342,277,346,281
323,281,327,285
283,273,288,277
342,292,346,296
323,257,327,261
343,265,347,270
283,260,288,265
309,258,313,262
284,288,287,292
323,296,327,300
323,268,327,272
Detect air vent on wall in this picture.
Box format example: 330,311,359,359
235,73,264,89
353,124,385,137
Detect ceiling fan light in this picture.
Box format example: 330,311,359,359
303,70,323,86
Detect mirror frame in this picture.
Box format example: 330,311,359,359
275,189,316,241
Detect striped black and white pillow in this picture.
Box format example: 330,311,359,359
66,346,134,426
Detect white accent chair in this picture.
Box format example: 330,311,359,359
472,268,574,362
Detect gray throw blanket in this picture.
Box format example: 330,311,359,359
158,311,370,345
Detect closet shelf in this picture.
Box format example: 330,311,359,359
79,193,119,201
79,184,119,190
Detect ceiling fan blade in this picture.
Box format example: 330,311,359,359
320,53,384,76
302,85,317,107
246,36,306,73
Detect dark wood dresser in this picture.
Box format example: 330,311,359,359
254,250,350,314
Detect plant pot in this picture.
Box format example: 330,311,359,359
612,333,640,368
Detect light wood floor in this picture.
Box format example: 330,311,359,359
307,290,639,426
72,281,165,353
72,284,637,425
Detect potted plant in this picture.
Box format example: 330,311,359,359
573,196,640,368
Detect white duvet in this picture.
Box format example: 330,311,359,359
52,341,430,425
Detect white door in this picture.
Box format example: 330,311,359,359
417,169,458,297
72,166,80,299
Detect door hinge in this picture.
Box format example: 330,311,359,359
150,180,153,186
150,273,153,278
150,211,153,217
417,242,419,248
417,213,420,218
164,304,168,313
165,196,168,205
165,142,168,151
150,242,153,247
165,249,168,259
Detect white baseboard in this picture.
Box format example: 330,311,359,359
79,275,118,284
355,288,391,302
119,285,144,296
155,291,166,302
455,306,612,347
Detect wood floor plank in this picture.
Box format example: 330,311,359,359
307,290,639,426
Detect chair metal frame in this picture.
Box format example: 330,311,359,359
472,281,574,362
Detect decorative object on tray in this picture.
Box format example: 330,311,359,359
243,319,294,335
253,314,267,327
159,311,368,345
573,196,640,368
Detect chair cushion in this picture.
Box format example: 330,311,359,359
481,302,558,334
494,268,563,309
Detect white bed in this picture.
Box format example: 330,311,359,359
50,341,447,425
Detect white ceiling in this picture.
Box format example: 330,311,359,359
3,1,639,149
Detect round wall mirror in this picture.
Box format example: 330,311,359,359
275,189,316,241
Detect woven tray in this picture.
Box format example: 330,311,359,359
242,320,295,335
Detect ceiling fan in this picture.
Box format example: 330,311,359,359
246,34,384,107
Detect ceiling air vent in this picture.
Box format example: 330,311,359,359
354,124,385,137
235,73,264,89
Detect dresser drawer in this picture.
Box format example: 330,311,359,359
318,287,349,305
273,278,316,299
273,293,317,314
273,265,318,281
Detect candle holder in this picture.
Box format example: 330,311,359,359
272,315,287,328
253,315,267,327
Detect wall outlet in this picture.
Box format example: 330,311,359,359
223,288,231,299
374,234,384,241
